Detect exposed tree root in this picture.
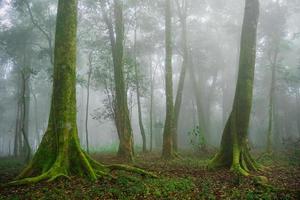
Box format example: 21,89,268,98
6,149,157,187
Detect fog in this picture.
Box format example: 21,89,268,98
0,0,299,157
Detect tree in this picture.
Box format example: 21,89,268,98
85,52,93,154
133,6,147,153
209,0,260,176
9,0,153,185
162,0,174,159
260,1,287,153
101,0,134,161
173,0,189,152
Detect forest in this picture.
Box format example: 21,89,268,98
0,0,299,199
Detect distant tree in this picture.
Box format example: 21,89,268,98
209,0,260,176
260,1,287,153
133,3,147,153
173,0,189,152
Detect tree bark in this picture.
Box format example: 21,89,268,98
209,0,260,176
162,0,174,159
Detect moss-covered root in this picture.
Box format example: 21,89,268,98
7,165,70,186
7,162,156,186
107,164,158,178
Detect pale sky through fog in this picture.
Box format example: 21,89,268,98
0,0,11,27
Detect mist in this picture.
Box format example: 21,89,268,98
0,0,299,199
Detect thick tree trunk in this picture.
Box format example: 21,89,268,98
209,0,260,176
173,0,188,152
10,0,153,185
162,0,174,159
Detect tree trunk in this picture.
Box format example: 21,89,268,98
134,9,146,153
266,50,278,153
32,90,40,148
149,60,154,152
296,89,300,137
14,90,21,157
85,52,92,154
209,0,260,176
20,71,31,162
113,0,134,161
100,0,134,161
173,0,188,152
162,0,174,159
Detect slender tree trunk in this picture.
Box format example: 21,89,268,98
173,0,188,152
20,71,31,162
85,52,92,154
296,89,300,137
162,0,174,159
32,91,40,148
14,92,21,157
149,59,155,152
266,50,277,153
209,0,260,176
133,9,147,153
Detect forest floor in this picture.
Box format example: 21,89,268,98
0,150,299,200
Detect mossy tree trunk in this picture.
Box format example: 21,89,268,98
113,0,134,161
173,0,188,152
162,0,174,159
209,0,260,176
9,0,154,186
101,0,134,161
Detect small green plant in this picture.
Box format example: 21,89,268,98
188,125,206,151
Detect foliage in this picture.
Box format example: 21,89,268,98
188,125,206,151
282,138,300,166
